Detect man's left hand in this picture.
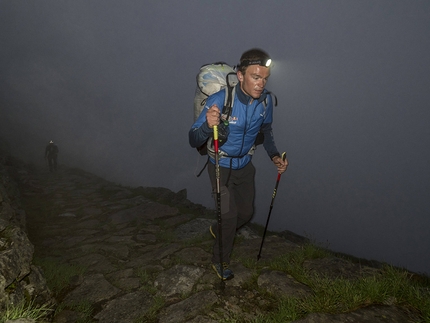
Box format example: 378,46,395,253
272,155,288,174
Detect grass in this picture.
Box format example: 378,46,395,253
0,299,54,323
250,297,303,322
230,241,430,322
134,267,167,322
33,257,87,296
136,267,159,295
134,295,165,323
64,299,95,323
251,266,430,322
33,257,94,323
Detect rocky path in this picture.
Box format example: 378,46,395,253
19,165,423,323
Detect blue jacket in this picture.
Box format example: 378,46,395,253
189,83,280,169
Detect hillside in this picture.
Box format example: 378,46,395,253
1,156,429,322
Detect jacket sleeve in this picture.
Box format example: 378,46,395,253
189,119,213,148
261,123,280,160
189,91,224,148
260,95,281,159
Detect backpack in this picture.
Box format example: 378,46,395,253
46,144,59,156
194,62,237,121
193,62,238,156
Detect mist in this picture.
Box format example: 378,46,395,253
1,1,429,275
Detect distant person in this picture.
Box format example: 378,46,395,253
45,140,59,172
189,48,288,280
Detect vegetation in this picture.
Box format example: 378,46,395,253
232,242,430,322
250,264,430,322
33,257,91,322
34,257,87,296
136,267,158,295
65,299,95,323
134,295,165,323
0,299,53,323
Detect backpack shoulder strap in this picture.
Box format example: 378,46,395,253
264,91,277,107
221,72,238,122
222,85,235,121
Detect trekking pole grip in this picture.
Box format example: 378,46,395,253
276,152,287,180
213,125,219,152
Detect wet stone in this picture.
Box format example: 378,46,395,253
136,233,156,242
63,273,120,305
58,212,76,217
94,291,153,323
175,247,212,265
158,290,219,323
175,218,213,240
13,165,422,323
154,265,205,297
257,269,313,298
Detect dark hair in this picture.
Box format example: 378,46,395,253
238,48,271,74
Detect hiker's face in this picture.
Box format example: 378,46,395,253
238,65,270,99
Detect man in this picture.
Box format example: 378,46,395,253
45,140,59,172
189,49,288,280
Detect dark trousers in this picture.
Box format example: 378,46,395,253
47,155,57,172
208,161,255,264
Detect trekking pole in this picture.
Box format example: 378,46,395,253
257,152,287,261
213,125,225,288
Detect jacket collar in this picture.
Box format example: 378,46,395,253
235,83,268,105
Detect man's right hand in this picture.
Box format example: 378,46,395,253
206,104,220,128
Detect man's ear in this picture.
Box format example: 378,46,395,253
237,70,244,82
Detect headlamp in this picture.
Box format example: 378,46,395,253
240,58,272,68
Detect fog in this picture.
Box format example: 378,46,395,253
1,1,429,274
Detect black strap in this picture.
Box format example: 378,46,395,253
266,91,278,107
221,72,236,122
196,157,209,177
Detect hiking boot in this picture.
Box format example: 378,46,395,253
209,225,216,239
212,262,234,280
